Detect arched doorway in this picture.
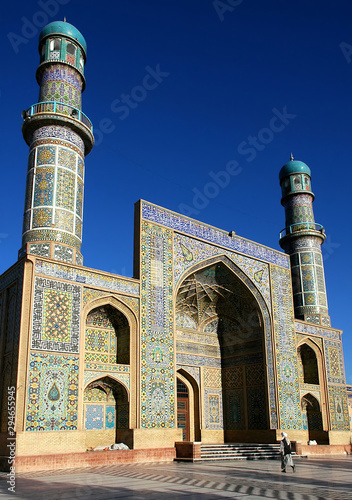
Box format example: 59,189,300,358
301,393,328,444
85,305,130,365
298,344,319,384
84,376,129,436
176,260,270,443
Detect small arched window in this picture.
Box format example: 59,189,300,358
49,38,61,51
79,55,84,71
66,43,76,55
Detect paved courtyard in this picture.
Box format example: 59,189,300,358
0,456,351,499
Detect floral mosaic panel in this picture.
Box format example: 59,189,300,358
31,277,81,353
204,389,223,429
33,167,54,206
270,265,302,430
32,126,84,153
85,404,104,430
327,385,350,430
324,339,346,384
26,352,79,431
56,168,75,211
140,221,175,428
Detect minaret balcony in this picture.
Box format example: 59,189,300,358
279,222,325,240
22,101,94,154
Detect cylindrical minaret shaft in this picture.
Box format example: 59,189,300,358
279,157,330,326
20,21,94,266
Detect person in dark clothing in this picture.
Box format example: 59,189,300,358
280,432,295,473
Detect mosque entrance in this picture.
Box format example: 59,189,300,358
176,259,269,443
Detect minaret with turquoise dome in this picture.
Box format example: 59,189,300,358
279,155,330,326
20,20,94,266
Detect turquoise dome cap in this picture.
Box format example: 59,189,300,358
279,159,311,182
39,21,87,54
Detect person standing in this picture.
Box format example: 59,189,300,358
280,432,295,473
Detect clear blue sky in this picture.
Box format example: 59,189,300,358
1,0,351,383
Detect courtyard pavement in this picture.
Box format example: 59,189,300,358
0,456,351,499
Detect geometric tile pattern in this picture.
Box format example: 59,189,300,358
35,260,140,295
327,385,350,431
26,352,79,431
31,277,81,353
141,201,289,268
140,221,175,428
203,368,222,389
32,125,84,154
84,370,130,389
295,321,341,340
324,339,346,384
84,404,104,430
270,265,302,430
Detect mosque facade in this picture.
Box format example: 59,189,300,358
0,21,350,463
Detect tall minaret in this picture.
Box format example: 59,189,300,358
279,156,330,326
20,20,94,266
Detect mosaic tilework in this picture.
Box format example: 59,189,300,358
58,147,77,171
300,389,321,404
140,222,175,428
204,368,222,388
33,168,54,206
106,406,115,428
76,252,83,266
270,265,302,430
204,389,223,429
24,170,34,211
173,234,271,309
25,229,81,249
84,370,130,389
85,405,104,430
35,260,140,295
56,168,75,211
324,340,345,384
32,126,84,153
31,277,81,353
26,352,79,431
76,178,83,218
55,209,74,232
177,366,200,386
77,156,84,178
295,321,341,340
36,146,56,166
82,288,139,316
40,65,82,90
40,80,81,109
141,201,289,269
327,385,350,430
32,208,52,228
53,244,74,263
28,243,50,257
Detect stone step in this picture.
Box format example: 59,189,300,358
200,443,282,461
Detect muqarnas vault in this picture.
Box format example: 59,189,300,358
0,21,350,463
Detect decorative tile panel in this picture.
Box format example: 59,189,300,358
324,339,345,384
204,389,223,429
26,352,79,431
35,260,139,295
141,201,289,268
327,385,350,430
270,265,302,430
140,221,175,428
295,321,341,340
31,277,81,353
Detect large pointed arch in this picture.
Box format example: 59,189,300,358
174,254,277,442
81,294,138,431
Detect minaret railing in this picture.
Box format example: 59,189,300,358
25,101,93,132
279,222,325,239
